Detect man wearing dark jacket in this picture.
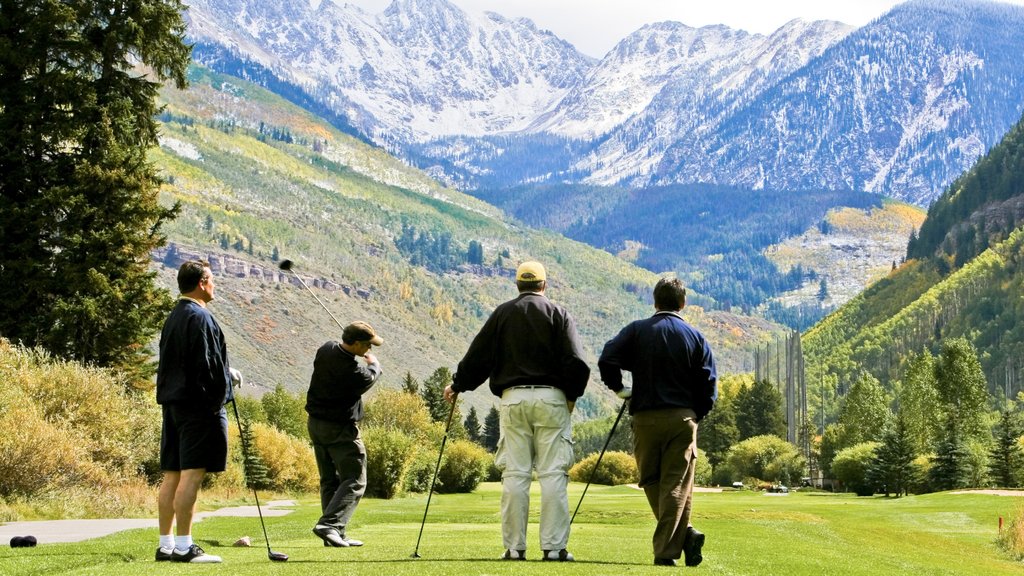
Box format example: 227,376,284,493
444,261,590,562
306,321,383,548
156,260,238,564
599,277,717,568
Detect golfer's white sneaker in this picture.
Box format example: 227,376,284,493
542,549,574,562
501,549,526,560
170,544,222,563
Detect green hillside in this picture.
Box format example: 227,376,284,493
803,110,1024,420
151,66,782,417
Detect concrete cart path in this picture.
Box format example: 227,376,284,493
1,500,296,545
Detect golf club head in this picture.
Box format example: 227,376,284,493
278,259,294,272
269,551,289,562
411,552,422,559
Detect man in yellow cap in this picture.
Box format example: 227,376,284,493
445,261,590,562
305,321,384,548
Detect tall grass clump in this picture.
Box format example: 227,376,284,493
997,504,1024,560
0,339,160,518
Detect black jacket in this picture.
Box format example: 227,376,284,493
452,292,590,401
156,299,230,413
305,341,381,423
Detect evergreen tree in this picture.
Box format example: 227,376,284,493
735,379,787,440
483,406,500,452
930,413,974,490
239,418,272,490
402,371,419,395
421,367,464,438
0,0,190,382
464,406,482,444
698,393,739,466
867,410,917,497
989,409,1024,488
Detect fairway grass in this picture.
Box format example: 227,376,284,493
1,483,1021,575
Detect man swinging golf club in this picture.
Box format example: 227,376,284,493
444,261,589,562
598,277,718,567
305,321,383,548
155,260,241,563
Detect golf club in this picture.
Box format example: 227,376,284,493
411,393,459,558
230,398,289,562
278,259,345,331
570,398,629,525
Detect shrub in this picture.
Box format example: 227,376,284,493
436,439,490,494
569,451,638,485
363,425,417,498
261,384,307,438
694,449,713,486
364,389,436,441
832,442,881,496
723,435,806,485
997,503,1024,560
250,422,318,492
404,445,439,494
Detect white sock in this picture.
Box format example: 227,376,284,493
160,535,174,549
174,535,193,551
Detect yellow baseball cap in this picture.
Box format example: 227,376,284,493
516,261,546,282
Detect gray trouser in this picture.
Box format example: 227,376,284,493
495,386,574,552
632,407,698,560
308,416,366,534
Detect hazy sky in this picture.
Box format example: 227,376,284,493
335,0,1024,57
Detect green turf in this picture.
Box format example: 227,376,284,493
1,483,1021,575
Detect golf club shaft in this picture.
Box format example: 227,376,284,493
230,399,276,556
412,393,458,557
282,267,346,332
570,398,628,525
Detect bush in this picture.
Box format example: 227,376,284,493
250,422,318,492
435,440,490,494
695,449,713,486
363,425,417,498
364,389,435,441
569,451,638,485
997,503,1024,560
722,435,806,486
261,384,307,438
832,442,881,496
404,445,439,494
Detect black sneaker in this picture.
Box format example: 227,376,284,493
542,549,574,562
683,526,705,567
170,543,222,563
501,549,526,560
155,546,174,562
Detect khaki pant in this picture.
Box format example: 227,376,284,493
495,386,574,552
632,408,698,560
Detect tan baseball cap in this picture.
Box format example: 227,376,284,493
516,261,546,282
343,321,384,346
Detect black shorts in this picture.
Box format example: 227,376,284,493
160,404,228,473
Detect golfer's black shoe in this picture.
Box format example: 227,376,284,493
323,536,363,547
155,546,174,561
542,549,574,562
654,557,677,566
683,526,705,567
170,544,222,563
501,549,526,560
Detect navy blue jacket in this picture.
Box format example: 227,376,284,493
156,298,231,413
452,292,590,401
599,311,717,421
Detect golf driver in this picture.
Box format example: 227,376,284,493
230,397,289,562
411,393,459,558
278,259,345,331
570,398,629,524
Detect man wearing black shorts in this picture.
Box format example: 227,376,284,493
155,260,238,564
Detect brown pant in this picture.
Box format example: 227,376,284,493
631,408,698,560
